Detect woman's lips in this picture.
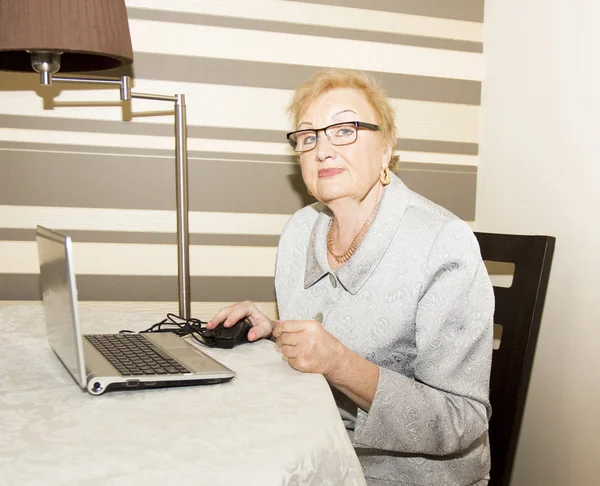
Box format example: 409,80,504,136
318,168,344,178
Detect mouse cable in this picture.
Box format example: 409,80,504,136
119,313,209,347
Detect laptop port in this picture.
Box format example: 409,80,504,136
126,379,140,387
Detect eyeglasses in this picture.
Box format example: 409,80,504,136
286,121,380,153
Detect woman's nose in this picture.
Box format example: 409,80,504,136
315,133,336,161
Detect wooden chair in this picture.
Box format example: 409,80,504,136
474,232,556,486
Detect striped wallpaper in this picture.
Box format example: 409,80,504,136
0,0,485,318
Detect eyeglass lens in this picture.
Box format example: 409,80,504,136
293,123,357,152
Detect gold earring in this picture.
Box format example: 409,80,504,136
380,167,391,186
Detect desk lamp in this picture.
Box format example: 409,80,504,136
0,0,192,319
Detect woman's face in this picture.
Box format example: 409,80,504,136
297,88,390,206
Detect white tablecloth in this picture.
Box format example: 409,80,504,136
0,303,366,486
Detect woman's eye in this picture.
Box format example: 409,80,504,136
334,128,354,138
302,135,317,145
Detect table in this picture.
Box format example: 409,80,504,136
0,303,366,486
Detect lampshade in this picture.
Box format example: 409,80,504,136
0,0,133,73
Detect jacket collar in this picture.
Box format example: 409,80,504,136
304,173,410,294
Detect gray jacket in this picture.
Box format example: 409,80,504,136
275,174,494,485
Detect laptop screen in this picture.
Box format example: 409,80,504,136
36,226,87,388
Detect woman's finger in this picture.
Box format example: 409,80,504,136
206,304,237,329
207,301,255,329
272,319,311,338
277,331,303,347
248,319,274,340
221,302,257,328
281,344,299,358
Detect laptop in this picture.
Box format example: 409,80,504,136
36,225,235,395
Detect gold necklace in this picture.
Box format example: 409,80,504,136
327,205,379,264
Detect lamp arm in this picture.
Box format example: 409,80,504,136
48,74,192,319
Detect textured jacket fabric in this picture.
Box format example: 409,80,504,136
275,174,494,485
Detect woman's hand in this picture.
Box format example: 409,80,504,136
207,301,276,342
272,320,346,379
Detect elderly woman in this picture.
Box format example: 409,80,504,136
208,69,494,486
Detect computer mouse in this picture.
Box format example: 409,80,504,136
203,319,252,349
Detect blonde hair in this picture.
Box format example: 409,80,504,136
288,69,399,170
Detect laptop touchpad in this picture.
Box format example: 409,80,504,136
174,349,227,371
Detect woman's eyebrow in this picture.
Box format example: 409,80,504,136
297,110,358,129
332,109,358,119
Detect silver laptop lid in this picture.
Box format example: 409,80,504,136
36,225,87,389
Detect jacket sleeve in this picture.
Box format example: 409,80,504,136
352,219,494,455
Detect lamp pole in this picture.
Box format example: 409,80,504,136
42,73,192,319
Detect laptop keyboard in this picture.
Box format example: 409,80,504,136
85,334,191,376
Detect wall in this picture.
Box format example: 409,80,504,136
0,0,485,317
477,0,600,484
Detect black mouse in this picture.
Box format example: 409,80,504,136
203,319,252,348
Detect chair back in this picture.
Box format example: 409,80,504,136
474,232,555,486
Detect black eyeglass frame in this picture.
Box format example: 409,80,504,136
286,121,380,153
